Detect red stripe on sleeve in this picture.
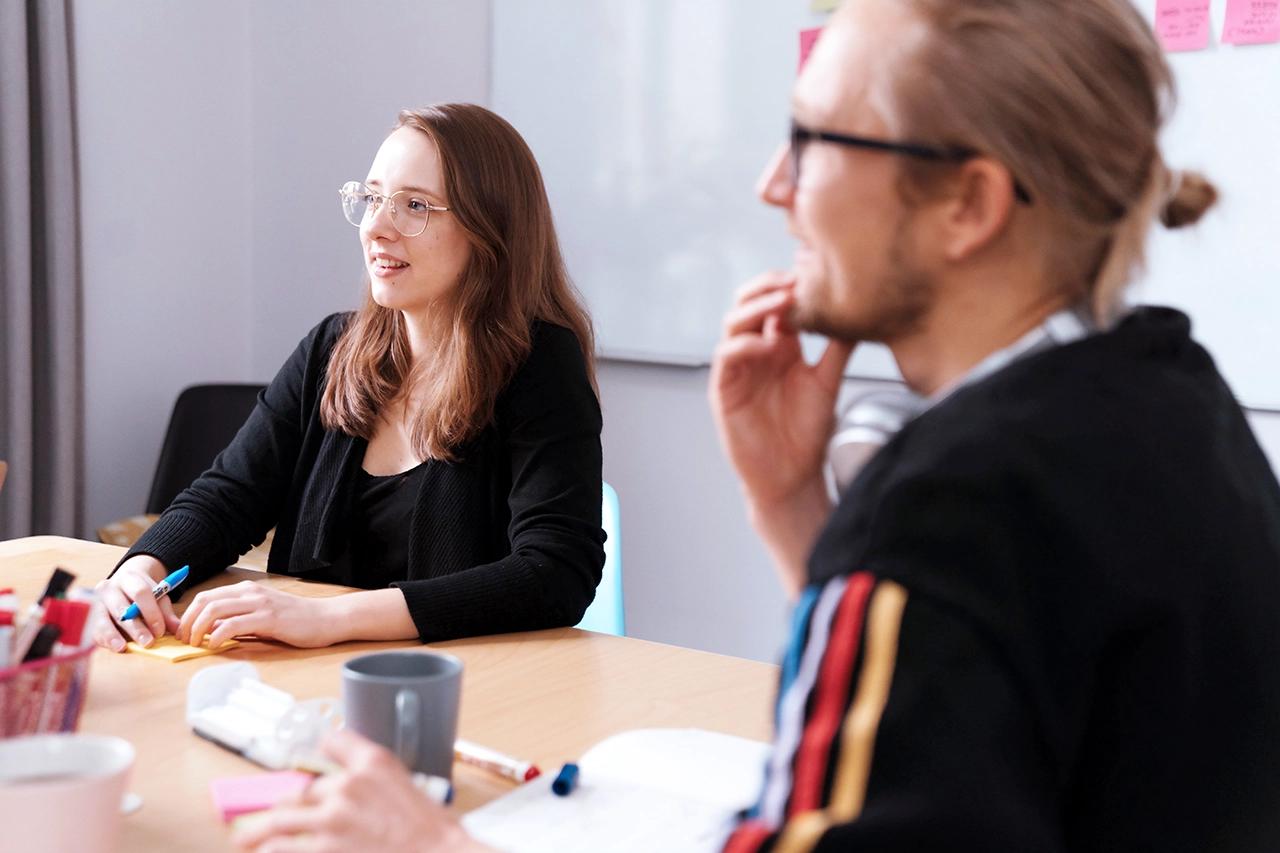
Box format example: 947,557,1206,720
723,819,774,853
787,571,875,814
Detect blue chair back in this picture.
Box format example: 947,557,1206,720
577,482,624,635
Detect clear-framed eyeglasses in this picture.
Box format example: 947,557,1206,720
339,180,451,237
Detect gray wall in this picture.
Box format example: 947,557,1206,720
244,2,490,376
72,2,1280,664
77,0,256,539
75,0,490,535
598,361,790,661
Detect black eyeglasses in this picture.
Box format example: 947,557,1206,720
789,120,1033,205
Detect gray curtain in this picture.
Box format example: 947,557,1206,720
0,0,83,538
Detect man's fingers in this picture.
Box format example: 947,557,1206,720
711,334,792,413
712,332,782,379
814,339,856,394
231,804,325,849
722,289,796,338
732,271,796,306
320,728,394,771
251,836,332,853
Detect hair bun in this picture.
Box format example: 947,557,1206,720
1160,169,1218,229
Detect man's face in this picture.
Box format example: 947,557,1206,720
758,0,936,344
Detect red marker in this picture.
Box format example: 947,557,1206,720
454,739,541,783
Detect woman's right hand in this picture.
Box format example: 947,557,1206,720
92,555,181,652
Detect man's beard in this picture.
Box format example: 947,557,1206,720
790,213,935,343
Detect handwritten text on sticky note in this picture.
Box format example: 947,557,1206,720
1155,0,1212,52
1223,0,1280,45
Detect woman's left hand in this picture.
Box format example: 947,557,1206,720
176,581,342,649
233,729,492,853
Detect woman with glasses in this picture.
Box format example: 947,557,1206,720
93,104,605,651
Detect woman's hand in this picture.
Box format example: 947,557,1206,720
233,729,493,853
176,581,341,649
709,272,854,595
93,555,178,652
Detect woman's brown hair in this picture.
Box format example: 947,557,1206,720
879,0,1218,324
321,104,596,461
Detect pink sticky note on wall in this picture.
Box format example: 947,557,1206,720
799,27,823,72
1223,0,1280,45
1155,0,1212,52
210,771,313,822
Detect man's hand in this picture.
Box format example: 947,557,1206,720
709,272,854,594
233,729,493,853
710,272,854,504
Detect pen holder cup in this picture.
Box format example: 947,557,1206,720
0,646,95,738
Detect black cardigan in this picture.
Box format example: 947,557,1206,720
123,314,606,642
728,307,1280,851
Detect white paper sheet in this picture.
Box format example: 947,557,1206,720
462,728,771,853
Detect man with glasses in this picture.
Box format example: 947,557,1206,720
236,1,1280,851
712,0,1280,851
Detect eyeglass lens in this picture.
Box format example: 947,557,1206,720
340,182,432,237
788,128,809,185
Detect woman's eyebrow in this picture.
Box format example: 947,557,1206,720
365,178,439,197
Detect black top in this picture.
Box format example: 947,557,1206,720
727,307,1280,852
121,314,605,642
328,462,431,590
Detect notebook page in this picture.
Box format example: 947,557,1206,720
462,728,770,853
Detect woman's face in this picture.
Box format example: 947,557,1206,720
360,127,472,316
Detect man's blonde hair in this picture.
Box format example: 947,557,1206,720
882,0,1216,324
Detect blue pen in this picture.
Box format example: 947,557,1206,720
119,565,190,621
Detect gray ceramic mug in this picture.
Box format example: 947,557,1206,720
341,651,463,779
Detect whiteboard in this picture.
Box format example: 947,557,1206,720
1131,0,1280,411
495,0,1280,408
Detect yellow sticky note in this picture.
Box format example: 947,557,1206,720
125,635,240,662
810,0,841,11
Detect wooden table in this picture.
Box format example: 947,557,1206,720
0,537,777,852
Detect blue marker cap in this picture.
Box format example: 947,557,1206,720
551,762,579,796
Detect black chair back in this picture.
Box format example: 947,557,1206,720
145,384,266,514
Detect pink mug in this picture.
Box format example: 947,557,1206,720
0,734,135,853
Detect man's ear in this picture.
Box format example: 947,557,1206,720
938,157,1019,262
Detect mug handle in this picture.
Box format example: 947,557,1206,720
394,690,420,769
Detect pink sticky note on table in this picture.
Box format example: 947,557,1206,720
1223,0,1280,45
209,771,313,822
1155,0,1212,52
799,27,823,72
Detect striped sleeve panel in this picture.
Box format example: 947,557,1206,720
725,572,908,853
